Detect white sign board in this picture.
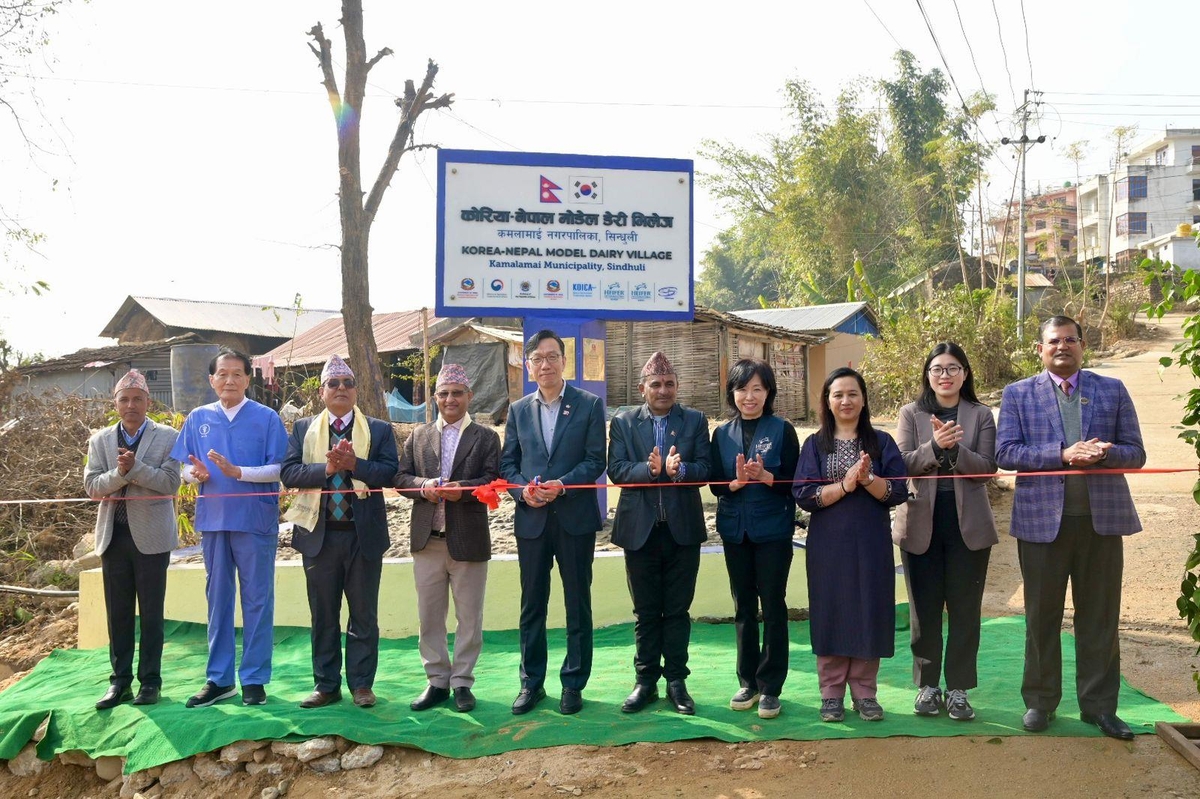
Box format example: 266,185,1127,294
436,150,694,320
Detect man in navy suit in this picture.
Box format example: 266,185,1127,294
608,351,711,715
500,329,607,715
997,315,1146,740
281,355,399,710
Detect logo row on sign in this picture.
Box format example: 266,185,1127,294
454,278,678,302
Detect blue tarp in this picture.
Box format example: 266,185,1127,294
387,389,426,423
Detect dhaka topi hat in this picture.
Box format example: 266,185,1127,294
113,368,149,395
437,363,470,389
321,354,354,382
641,351,675,378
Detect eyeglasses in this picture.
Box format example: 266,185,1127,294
324,379,356,389
927,365,964,377
435,389,467,399
528,353,563,366
1044,336,1080,347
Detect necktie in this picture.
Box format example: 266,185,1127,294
334,417,345,432
328,422,351,521
433,423,460,530
1061,381,1072,398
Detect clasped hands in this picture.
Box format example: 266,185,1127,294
646,445,682,479
839,451,875,493
1062,437,1112,467
116,447,136,476
521,477,565,508
187,450,243,482
324,438,358,476
729,453,772,491
930,416,963,450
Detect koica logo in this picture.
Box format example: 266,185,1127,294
572,282,595,298
603,282,625,301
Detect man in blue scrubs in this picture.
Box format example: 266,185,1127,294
171,348,289,707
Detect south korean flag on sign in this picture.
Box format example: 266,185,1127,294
570,177,603,203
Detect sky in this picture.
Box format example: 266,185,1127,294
3,0,1199,358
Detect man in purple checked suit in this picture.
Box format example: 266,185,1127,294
997,314,1146,740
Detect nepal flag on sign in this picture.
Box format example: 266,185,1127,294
571,177,603,203
539,175,563,203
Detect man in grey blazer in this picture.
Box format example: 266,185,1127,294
395,363,501,713
281,355,399,710
84,369,181,709
608,351,711,715
500,329,607,715
997,315,1146,740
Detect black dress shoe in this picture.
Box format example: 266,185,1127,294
666,680,696,715
1022,708,1055,732
621,683,659,713
131,685,160,706
95,685,132,710
512,686,546,715
560,688,583,715
299,689,343,709
1081,711,1134,740
410,684,450,712
453,687,476,712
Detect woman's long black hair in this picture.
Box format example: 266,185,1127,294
915,341,980,413
815,367,880,462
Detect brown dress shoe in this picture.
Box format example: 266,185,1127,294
353,687,377,708
299,689,342,709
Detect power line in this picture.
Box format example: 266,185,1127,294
861,0,905,50
1019,0,1036,89
990,0,1018,107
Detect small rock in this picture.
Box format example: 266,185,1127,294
246,761,283,777
95,755,125,782
31,718,48,743
335,737,353,753
339,744,383,771
220,740,269,763
192,755,235,782
72,551,102,574
73,534,96,559
27,788,37,797
57,749,94,768
126,768,158,790
6,744,46,777
271,742,302,760
159,760,192,786
733,756,763,770
261,789,281,799
106,775,124,793
278,777,293,795
307,754,340,774
253,748,269,763
294,737,338,763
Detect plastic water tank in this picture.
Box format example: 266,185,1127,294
170,344,219,412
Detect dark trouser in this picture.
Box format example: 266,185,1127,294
723,536,793,697
902,493,991,690
101,523,170,689
625,521,702,684
516,514,595,692
303,528,383,692
1018,515,1123,715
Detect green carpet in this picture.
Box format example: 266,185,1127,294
0,615,1185,774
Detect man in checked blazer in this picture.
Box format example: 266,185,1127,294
395,363,500,713
997,315,1146,740
607,351,711,715
500,329,607,716
84,369,181,710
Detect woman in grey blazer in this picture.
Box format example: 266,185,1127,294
892,342,997,722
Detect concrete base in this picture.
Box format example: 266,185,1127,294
77,545,907,650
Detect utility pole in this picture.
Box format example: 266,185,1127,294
1001,89,1045,342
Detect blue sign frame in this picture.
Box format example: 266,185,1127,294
436,149,694,321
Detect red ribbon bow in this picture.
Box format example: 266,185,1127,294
471,478,518,511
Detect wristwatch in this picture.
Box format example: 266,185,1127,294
864,473,876,485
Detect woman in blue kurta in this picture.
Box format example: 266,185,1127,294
709,359,799,720
794,367,907,723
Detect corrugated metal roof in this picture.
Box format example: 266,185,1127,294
18,333,202,376
1024,273,1053,287
101,296,340,339
259,310,443,368
731,302,870,333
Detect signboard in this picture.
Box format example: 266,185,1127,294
436,149,693,320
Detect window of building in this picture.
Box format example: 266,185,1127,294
1194,215,1200,226
1194,179,1200,202
1116,175,1147,201
1061,239,1071,251
1116,212,1147,236
1155,146,1169,166
1192,145,1200,164
1034,219,1046,230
